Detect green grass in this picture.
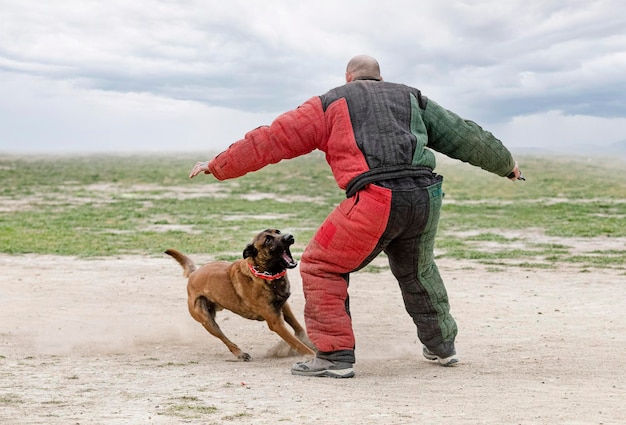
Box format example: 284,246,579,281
162,402,218,419
439,201,625,237
0,152,340,256
0,152,624,270
0,393,24,405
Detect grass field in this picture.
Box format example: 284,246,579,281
0,152,624,271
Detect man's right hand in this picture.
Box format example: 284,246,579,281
189,161,211,179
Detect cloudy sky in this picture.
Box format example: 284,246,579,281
1,0,625,155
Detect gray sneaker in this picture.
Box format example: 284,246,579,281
291,357,355,378
423,347,459,367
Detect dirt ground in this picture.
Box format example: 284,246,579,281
1,251,624,425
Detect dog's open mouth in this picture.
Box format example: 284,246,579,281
282,248,298,269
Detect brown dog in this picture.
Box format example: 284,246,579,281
165,229,316,361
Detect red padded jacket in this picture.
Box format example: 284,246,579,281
208,80,515,193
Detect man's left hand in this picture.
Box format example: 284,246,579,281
507,162,524,181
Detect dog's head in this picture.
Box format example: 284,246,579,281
243,229,298,273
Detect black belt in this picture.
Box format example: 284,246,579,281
345,166,434,198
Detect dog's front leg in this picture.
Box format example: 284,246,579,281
265,316,316,356
281,303,316,350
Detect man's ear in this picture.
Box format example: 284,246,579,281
243,244,257,259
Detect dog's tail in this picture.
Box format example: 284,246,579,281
164,249,197,277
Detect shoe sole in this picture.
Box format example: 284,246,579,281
423,352,459,367
291,368,355,378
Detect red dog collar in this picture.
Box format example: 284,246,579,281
247,262,287,281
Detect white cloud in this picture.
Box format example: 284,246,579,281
492,110,626,152
0,71,273,153
0,0,625,154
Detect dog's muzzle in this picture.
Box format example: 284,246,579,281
282,234,298,269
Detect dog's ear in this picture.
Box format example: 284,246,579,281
243,244,257,259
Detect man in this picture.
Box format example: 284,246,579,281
189,55,522,378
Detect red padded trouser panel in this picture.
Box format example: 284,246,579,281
300,184,392,352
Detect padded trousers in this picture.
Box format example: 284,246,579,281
300,175,457,363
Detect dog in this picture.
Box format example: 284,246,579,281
165,229,316,361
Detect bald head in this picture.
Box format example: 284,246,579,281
345,55,382,82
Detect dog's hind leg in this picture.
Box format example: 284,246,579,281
190,296,251,361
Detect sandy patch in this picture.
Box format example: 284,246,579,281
1,253,624,424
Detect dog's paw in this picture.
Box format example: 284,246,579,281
239,352,252,362
266,340,298,358
296,331,317,351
